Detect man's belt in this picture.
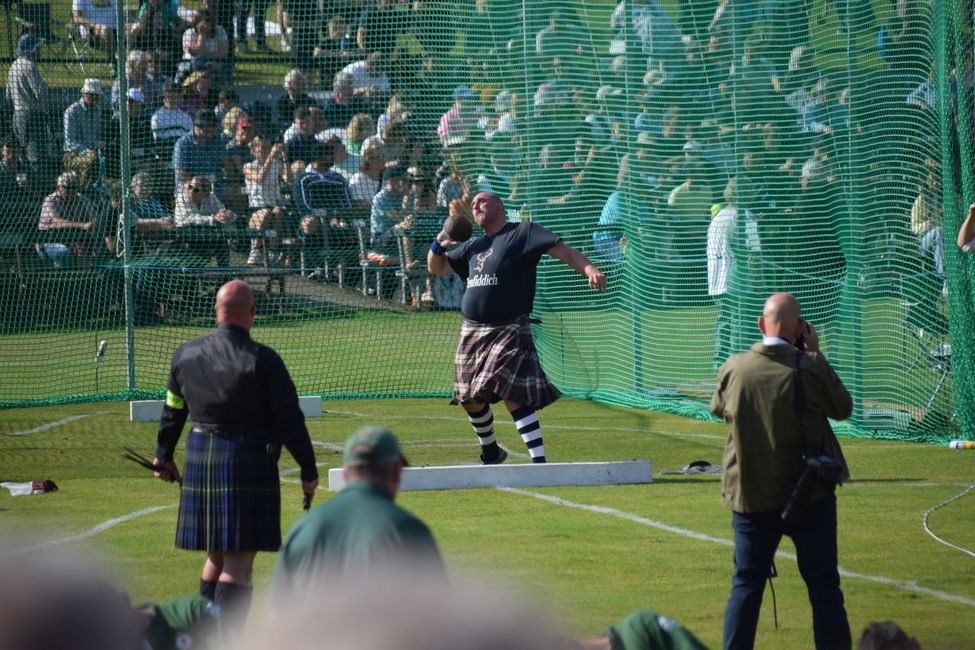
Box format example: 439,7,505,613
190,425,280,456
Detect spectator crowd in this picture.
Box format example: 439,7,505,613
2,0,947,319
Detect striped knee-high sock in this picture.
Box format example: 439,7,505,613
511,406,545,463
467,404,500,461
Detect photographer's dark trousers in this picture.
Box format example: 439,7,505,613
724,494,851,650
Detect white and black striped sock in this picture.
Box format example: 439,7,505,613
511,406,545,463
467,404,500,461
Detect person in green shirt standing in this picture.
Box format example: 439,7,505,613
269,425,445,604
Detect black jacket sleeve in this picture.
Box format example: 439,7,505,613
265,350,318,482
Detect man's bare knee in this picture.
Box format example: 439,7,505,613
220,552,257,584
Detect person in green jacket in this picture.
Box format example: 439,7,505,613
269,425,445,605
566,609,710,650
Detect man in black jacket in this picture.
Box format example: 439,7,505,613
153,280,318,630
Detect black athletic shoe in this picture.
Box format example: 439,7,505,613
480,447,508,465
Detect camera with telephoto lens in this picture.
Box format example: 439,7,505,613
780,453,844,524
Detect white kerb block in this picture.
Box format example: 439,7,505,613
130,396,323,422
328,460,652,492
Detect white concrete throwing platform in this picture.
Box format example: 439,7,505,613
328,460,652,492
130,396,323,422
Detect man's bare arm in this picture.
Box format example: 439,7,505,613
547,241,606,290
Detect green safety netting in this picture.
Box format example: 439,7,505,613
0,0,971,443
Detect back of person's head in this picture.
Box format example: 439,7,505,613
342,425,407,482
248,576,556,650
382,164,407,187
307,140,332,168
0,551,141,650
322,135,343,155
858,621,922,650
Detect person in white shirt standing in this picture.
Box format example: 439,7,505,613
243,136,289,265
707,185,761,371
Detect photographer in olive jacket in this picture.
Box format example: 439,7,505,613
710,292,852,650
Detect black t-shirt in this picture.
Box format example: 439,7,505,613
447,221,559,324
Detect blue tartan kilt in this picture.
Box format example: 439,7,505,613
176,428,282,552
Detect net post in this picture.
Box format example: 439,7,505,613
115,0,136,392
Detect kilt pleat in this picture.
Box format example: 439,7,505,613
452,317,561,408
176,429,282,552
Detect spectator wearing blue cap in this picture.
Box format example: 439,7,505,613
268,425,444,603
7,34,53,188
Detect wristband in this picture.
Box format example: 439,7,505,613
430,240,446,256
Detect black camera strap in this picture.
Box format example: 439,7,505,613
764,350,811,631
793,350,820,458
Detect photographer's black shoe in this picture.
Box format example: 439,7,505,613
480,447,508,465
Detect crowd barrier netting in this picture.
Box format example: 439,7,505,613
0,0,972,443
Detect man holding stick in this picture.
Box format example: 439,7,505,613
153,280,318,630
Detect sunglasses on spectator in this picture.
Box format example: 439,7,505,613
189,185,209,192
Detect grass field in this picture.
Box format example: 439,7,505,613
1,397,973,648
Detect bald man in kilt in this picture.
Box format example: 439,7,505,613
153,280,318,629
428,192,606,464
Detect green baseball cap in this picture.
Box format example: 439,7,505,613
343,426,409,466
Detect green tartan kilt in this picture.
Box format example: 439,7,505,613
176,428,281,552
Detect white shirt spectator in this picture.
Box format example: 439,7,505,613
73,0,117,29
151,106,194,142
182,25,229,60
174,190,226,227
339,60,391,96
707,204,760,296
244,157,284,208
707,205,736,297
349,172,380,203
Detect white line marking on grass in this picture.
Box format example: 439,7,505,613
323,409,723,440
1,412,111,437
311,441,344,453
922,482,975,559
14,504,177,555
499,487,734,546
501,488,975,608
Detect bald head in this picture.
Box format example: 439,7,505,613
759,293,802,342
471,192,506,234
215,280,255,329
